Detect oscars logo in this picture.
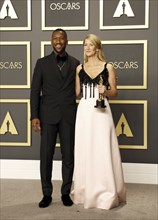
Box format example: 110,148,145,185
113,0,134,18
0,111,18,135
0,0,18,19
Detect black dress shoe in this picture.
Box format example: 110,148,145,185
39,196,52,208
61,194,73,206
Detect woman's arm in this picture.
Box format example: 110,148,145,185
75,64,82,97
98,63,118,97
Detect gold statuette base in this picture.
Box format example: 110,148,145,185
94,99,106,108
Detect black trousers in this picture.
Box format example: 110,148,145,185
40,118,75,196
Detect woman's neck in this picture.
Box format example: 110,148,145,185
87,56,99,64
86,56,104,67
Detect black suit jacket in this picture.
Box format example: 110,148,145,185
30,52,80,124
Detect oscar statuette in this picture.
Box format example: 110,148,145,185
94,75,106,108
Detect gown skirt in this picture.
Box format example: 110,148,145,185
72,85,126,210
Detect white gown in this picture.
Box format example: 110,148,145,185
72,65,126,210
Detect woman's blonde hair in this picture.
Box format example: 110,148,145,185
83,34,106,63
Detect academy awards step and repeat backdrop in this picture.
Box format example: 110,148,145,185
0,0,157,164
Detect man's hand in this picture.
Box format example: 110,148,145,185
31,118,41,132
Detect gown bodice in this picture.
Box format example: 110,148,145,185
79,63,109,99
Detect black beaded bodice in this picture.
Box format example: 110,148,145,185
79,63,109,99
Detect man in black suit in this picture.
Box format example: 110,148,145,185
30,29,80,208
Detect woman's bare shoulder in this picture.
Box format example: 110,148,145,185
106,63,113,70
76,64,83,73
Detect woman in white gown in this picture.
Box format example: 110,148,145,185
72,34,126,210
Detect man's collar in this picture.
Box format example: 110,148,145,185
53,51,67,58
